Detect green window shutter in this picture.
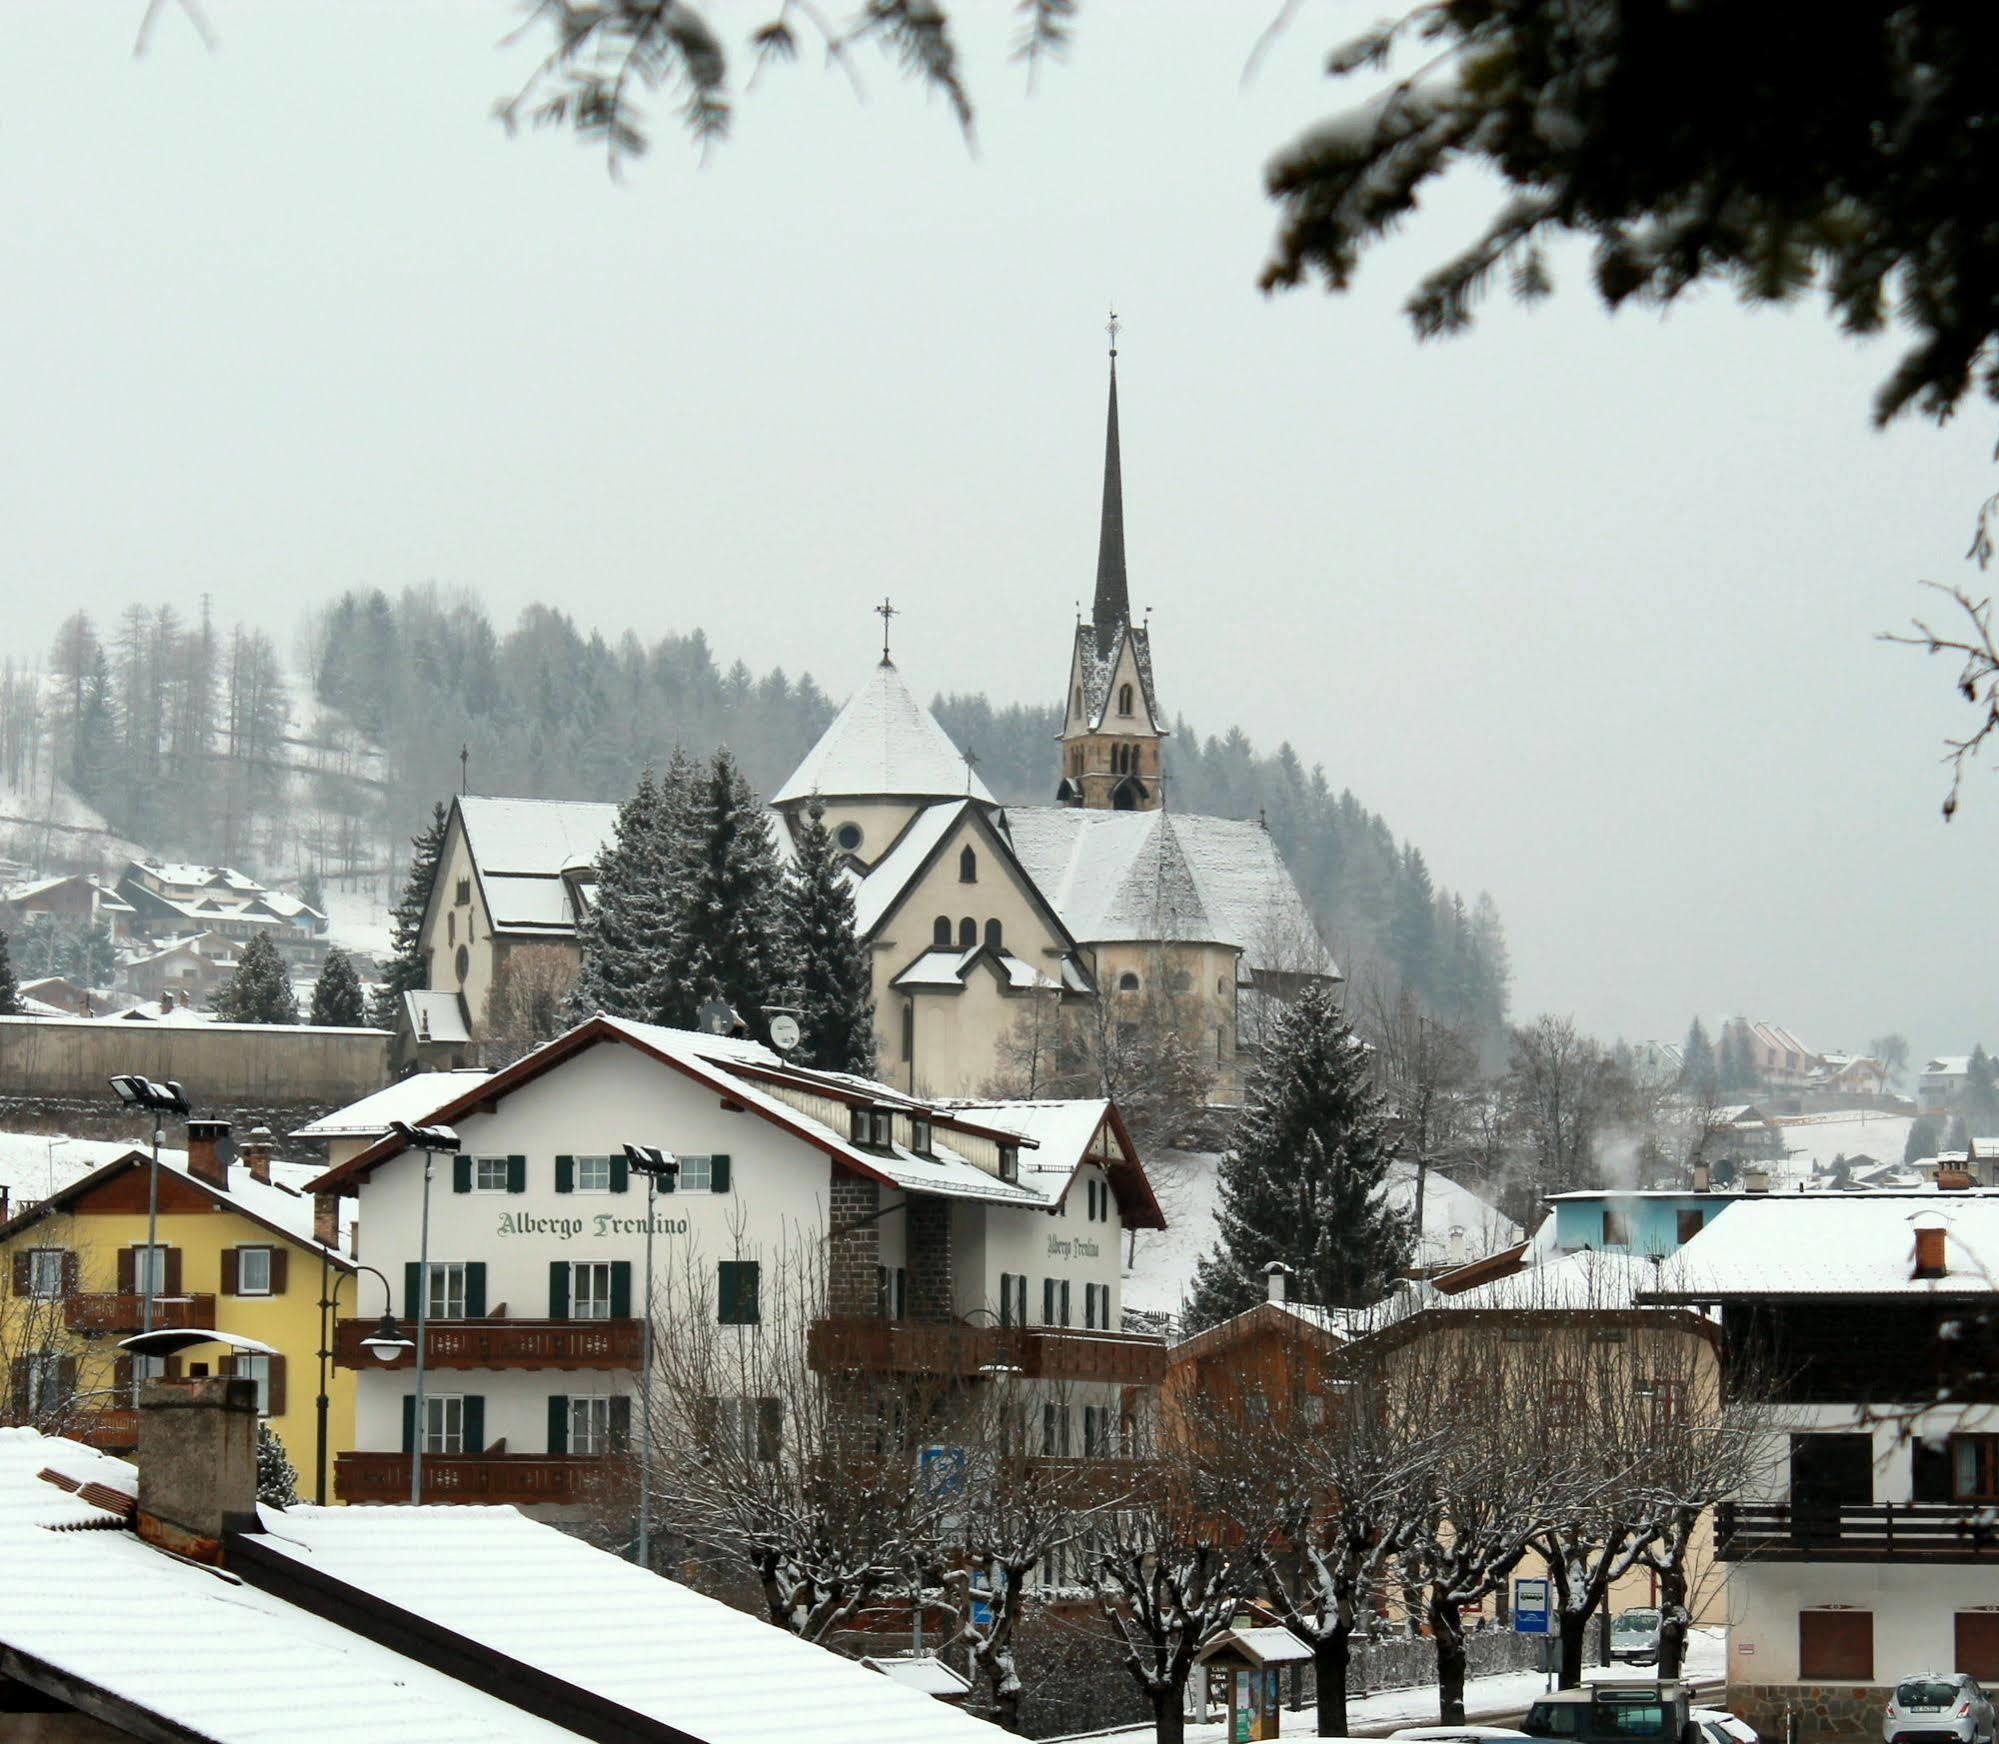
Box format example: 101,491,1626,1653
716,1261,735,1324
506,1155,527,1194
610,1261,632,1319
462,1395,485,1454
554,1155,574,1194
401,1393,416,1455
451,1155,472,1194
720,1260,759,1325
609,1154,629,1194
405,1262,423,1318
547,1394,569,1455
608,1395,632,1452
548,1261,570,1319
756,1397,782,1462
709,1154,731,1194
465,1262,487,1319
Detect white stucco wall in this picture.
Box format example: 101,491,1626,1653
1730,1561,1999,1686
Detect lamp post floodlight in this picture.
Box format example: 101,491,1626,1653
108,1074,195,1342
389,1121,459,1504
621,1142,679,1570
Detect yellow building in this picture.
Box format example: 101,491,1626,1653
0,1120,357,1500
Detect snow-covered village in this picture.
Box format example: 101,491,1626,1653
2,8,1998,1744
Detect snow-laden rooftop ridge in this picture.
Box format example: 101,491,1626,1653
774,661,994,806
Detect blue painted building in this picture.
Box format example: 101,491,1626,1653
1547,1189,1739,1257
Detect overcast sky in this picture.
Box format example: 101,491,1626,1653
3,2,1993,1066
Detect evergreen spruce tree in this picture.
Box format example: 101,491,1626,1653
299,866,325,914
653,749,794,1040
571,768,680,1021
216,935,299,1025
1966,1046,1999,1132
369,801,448,1030
1679,1018,1715,1094
1904,1113,1941,1165
780,796,875,1073
309,948,367,1027
256,1423,300,1507
1187,983,1410,1329
0,928,20,1017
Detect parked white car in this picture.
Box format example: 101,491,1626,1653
1611,1607,1664,1664
1390,1729,1533,1743
1884,1674,1996,1744
1692,1706,1759,1744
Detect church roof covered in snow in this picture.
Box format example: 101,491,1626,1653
1003,807,1336,978
774,660,995,807
457,796,619,879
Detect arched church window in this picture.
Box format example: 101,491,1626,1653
984,919,1003,952
1118,683,1134,716
835,822,864,852
934,916,952,948
959,846,977,884
1117,971,1140,993
958,917,977,951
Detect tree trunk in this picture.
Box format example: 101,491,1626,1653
1559,1608,1589,1688
1150,1682,1186,1744
1431,1595,1468,1724
1655,1561,1691,1680
1315,1627,1352,1737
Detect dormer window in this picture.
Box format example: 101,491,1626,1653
850,1106,897,1149
998,1145,1019,1183
911,1116,933,1155
1118,683,1134,716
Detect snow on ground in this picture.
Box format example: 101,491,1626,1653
0,1132,186,1210
320,878,393,961
1062,1628,1727,1742
1122,1151,1518,1324
1774,1109,1913,1171
0,773,149,873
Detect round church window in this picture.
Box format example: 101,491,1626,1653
454,945,469,984
836,823,864,852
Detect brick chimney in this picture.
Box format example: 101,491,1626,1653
135,1375,260,1564
314,1192,341,1250
186,1119,232,1190
240,1125,274,1185
1913,1213,1949,1280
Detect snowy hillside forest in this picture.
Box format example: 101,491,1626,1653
5,584,1511,1046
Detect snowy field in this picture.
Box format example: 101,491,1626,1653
1773,1109,1913,1170
1063,1627,1727,1742
1122,1151,1519,1322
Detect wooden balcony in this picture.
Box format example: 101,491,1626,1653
1717,1500,1999,1563
333,1317,643,1372
73,1407,138,1451
806,1317,1168,1387
335,1451,621,1506
1027,1455,1159,1506
64,1294,215,1335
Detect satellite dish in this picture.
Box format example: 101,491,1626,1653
769,1014,801,1053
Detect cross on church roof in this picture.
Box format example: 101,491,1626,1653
875,596,898,666
962,747,981,796
1106,306,1121,359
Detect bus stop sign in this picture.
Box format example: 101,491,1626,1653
1513,1577,1551,1635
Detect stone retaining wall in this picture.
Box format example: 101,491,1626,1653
1729,1681,1890,1743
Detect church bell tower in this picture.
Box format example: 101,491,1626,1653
1057,316,1166,812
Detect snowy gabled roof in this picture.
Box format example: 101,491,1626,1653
1197,1626,1315,1668
773,660,994,807
852,801,972,936
1432,1248,1668,1313
457,796,620,878
242,1503,1006,1744
292,1068,493,1140
1643,1195,1999,1300
404,989,473,1046
1925,1055,1972,1077
0,1431,579,1744
890,945,1065,994
1004,807,1336,978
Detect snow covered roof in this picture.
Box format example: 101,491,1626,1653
1197,1626,1315,1668
861,1654,974,1698
133,859,263,892
0,873,134,911
1926,1056,1972,1077
292,1069,493,1140
456,796,619,879
852,801,974,935
1433,1248,1668,1313
404,988,473,1045
0,1432,578,1744
1645,1195,1999,1299
889,945,1064,993
243,1503,1006,1744
1004,807,1336,978
773,660,994,807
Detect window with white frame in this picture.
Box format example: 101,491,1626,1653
701,1394,781,1462
677,1154,712,1192
1083,1404,1115,1457
1042,1401,1071,1457
473,1156,510,1192
25,1249,66,1298
237,1247,273,1296
575,1155,612,1192
237,1354,272,1416
571,1262,613,1321
426,1262,468,1320
23,1353,65,1415
570,1395,614,1456
130,1244,168,1296
424,1395,464,1454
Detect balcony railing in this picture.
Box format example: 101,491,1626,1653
333,1317,643,1372
73,1407,138,1451
64,1294,215,1335
1717,1500,1999,1561
806,1317,1168,1387
335,1451,621,1506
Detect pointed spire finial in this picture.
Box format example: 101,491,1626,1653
1106,305,1121,361
874,596,898,665
1092,315,1129,652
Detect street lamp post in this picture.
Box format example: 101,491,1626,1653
108,1076,191,1338
390,1121,460,1504
622,1144,679,1569
315,1261,410,1505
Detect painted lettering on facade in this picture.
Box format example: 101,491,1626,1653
1045,1234,1100,1260
495,1212,689,1239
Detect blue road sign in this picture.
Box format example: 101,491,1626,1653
1513,1576,1551,1635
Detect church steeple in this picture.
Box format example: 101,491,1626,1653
1058,313,1166,813
1092,318,1128,657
